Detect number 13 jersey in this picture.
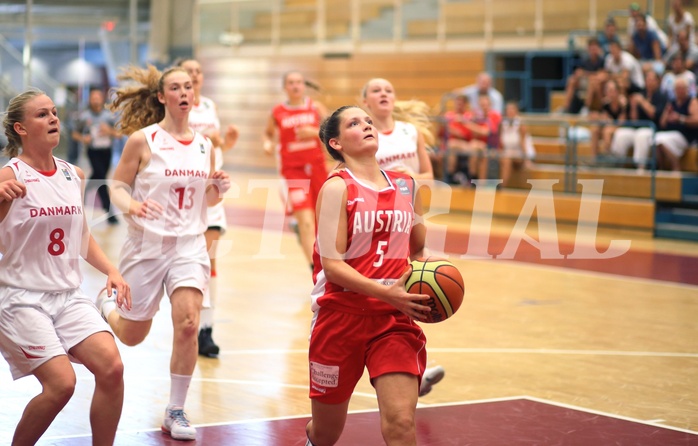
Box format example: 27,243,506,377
128,123,212,237
0,158,84,291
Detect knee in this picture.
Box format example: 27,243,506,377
116,329,148,347
178,312,200,339
381,412,415,442
46,376,76,407
95,356,124,387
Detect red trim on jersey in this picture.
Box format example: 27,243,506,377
380,128,394,136
176,138,194,146
36,169,57,176
21,347,42,359
150,130,158,141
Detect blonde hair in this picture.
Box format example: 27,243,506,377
392,99,436,147
2,88,47,158
361,78,435,147
109,64,188,136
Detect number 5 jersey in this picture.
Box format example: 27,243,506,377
0,158,84,291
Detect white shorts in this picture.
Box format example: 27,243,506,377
118,232,211,321
0,286,112,380
655,130,689,158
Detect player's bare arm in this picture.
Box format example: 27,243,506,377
206,148,231,206
0,166,26,222
263,114,277,155
111,130,164,220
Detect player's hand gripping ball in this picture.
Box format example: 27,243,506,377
406,257,464,323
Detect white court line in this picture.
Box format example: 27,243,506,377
210,347,698,358
43,395,697,441
40,396,528,440
426,347,698,358
521,395,698,435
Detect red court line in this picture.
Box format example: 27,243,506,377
44,398,698,445
225,205,698,286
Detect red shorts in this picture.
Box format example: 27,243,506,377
308,308,427,404
280,160,328,214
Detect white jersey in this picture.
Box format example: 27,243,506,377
375,121,421,174
188,95,226,228
127,123,213,237
0,158,84,291
501,118,536,158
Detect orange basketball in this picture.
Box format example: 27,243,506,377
406,257,464,323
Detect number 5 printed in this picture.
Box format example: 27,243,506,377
373,240,388,267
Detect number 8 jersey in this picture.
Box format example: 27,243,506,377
0,158,84,291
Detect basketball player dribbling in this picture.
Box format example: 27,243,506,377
0,89,131,445
263,71,329,270
306,105,431,446
178,58,239,358
96,65,231,441
361,77,445,396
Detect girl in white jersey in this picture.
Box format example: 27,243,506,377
178,58,239,358
0,89,131,445
96,65,231,441
361,78,444,396
361,78,434,181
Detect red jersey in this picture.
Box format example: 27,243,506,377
271,97,326,168
443,110,474,141
311,169,416,315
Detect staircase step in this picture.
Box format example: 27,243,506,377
656,207,698,226
655,222,698,242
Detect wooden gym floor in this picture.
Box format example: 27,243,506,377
0,167,697,445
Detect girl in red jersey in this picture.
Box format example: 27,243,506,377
96,65,231,441
306,105,431,446
362,77,445,396
0,89,131,445
263,71,329,269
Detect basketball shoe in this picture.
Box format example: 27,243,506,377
198,327,220,358
162,406,196,441
419,365,445,397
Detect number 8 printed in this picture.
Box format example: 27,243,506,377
48,228,66,256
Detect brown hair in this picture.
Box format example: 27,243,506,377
2,88,46,158
109,64,188,135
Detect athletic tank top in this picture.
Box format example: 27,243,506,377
271,97,325,168
375,121,421,174
665,98,698,142
311,169,416,314
127,123,212,237
501,118,535,157
188,96,224,171
0,158,84,291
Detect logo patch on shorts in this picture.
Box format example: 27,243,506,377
310,361,339,388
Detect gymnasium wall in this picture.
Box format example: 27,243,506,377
198,52,484,169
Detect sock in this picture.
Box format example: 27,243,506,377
101,291,117,318
200,271,216,330
169,374,192,408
